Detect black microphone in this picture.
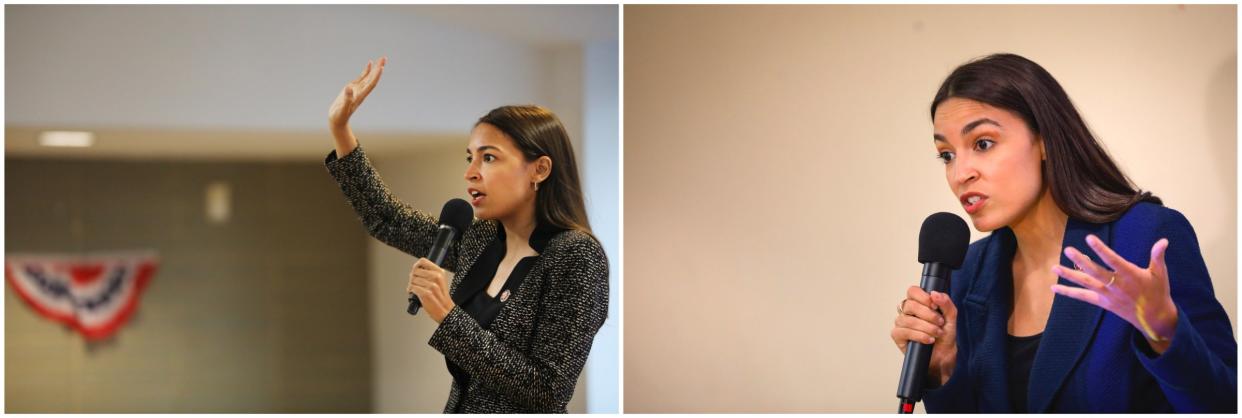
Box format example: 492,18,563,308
408,198,474,316
897,212,969,413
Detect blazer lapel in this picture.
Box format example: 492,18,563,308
964,228,1017,412
489,256,549,343
1027,218,1108,412
451,226,503,305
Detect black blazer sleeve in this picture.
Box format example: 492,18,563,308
324,146,478,271
427,232,610,411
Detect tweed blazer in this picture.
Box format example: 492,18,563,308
325,146,610,413
923,202,1236,412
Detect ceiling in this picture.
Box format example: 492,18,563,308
4,4,618,160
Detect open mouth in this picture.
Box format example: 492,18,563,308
959,192,988,215
468,189,486,205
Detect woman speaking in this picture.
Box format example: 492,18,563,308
890,53,1236,412
323,57,609,413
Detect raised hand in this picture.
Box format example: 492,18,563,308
327,56,386,157
1052,234,1178,353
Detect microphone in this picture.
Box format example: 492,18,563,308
408,198,474,316
896,212,969,413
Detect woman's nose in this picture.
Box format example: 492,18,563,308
951,156,979,186
463,163,480,181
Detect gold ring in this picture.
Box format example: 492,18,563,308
897,300,906,315
1105,274,1116,288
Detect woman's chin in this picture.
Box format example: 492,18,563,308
968,215,1001,233
471,207,501,221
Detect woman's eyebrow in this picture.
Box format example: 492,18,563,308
466,145,502,154
961,118,1001,136
934,118,1003,142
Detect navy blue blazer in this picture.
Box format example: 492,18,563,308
923,202,1237,413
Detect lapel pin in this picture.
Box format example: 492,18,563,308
500,289,511,302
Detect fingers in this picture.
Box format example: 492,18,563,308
358,56,385,101
353,60,372,84
407,280,425,296
1051,284,1103,306
412,258,444,274
1085,234,1137,275
890,328,910,353
1063,246,1111,282
1052,264,1106,291
895,288,953,354
905,285,931,307
408,257,447,296
892,324,938,346
407,270,443,294
902,296,945,326
929,291,958,322
1149,238,1169,279
895,311,945,339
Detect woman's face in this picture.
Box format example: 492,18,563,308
464,123,544,221
933,98,1045,232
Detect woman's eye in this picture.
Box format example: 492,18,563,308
975,139,995,151
936,151,955,164
483,154,496,163
465,156,473,163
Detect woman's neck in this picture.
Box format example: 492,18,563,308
499,204,538,256
1010,187,1069,273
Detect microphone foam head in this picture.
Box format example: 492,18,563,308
918,212,970,268
439,198,474,234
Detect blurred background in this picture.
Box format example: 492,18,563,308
624,4,1236,413
5,4,618,413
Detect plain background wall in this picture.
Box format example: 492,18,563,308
624,5,1236,412
582,39,621,414
5,159,372,412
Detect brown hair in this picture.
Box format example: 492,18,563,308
931,53,1161,223
477,105,594,236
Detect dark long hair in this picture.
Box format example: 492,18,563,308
930,53,1160,224
477,105,594,236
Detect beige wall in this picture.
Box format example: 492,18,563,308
624,5,1236,412
5,158,372,412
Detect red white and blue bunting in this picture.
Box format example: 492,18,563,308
6,252,158,341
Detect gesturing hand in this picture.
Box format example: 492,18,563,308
408,257,455,323
1052,234,1178,353
328,56,386,131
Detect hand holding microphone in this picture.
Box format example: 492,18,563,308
407,198,473,319
408,257,454,323
894,212,969,413
893,286,959,386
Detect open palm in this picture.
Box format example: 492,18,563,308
328,56,386,129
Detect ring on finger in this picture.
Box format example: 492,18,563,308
1105,274,1116,288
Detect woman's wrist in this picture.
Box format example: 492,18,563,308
1142,298,1179,354
330,123,358,157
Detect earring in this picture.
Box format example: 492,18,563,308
533,182,539,191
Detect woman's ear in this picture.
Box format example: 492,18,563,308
1037,135,1047,161
532,156,553,184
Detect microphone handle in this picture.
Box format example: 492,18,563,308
407,225,457,316
896,262,951,406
